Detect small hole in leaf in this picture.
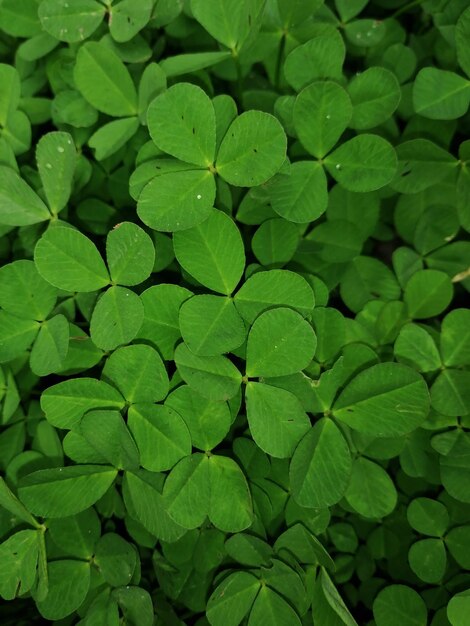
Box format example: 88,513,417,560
253,148,258,153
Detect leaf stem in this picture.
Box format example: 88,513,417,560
275,33,286,91
391,0,426,19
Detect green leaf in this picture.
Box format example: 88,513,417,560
268,161,328,224
446,525,470,569
106,221,155,286
293,81,352,158
127,404,191,471
41,377,125,429
179,294,246,356
333,363,430,437
35,131,76,215
74,41,138,117
29,314,69,376
47,509,100,559
404,269,453,319
80,410,140,470
18,465,118,517
284,31,346,91
0,530,39,600
413,68,470,120
109,0,153,43
340,256,401,313
407,497,449,537
190,0,254,51
137,169,215,232
165,384,232,451
348,67,401,130
0,165,50,226
249,585,301,625
440,309,470,367
88,116,139,161
122,469,185,543
246,307,316,377
409,538,446,583
374,586,427,626
95,533,137,587
147,83,216,167
137,284,192,360
391,139,457,194
102,344,169,403
245,382,310,458
335,0,368,22
206,571,260,626
160,51,231,78
175,343,242,401
0,260,57,321
431,370,470,417
456,7,470,78
38,0,105,43
0,312,39,363
34,225,110,292
290,418,352,509
252,218,299,266
112,586,153,626
173,209,245,295
0,478,39,527
216,111,287,187
324,134,398,193
90,286,144,351
234,269,315,324
163,453,253,532
345,457,397,518
448,590,470,626
0,64,20,127
394,323,441,372
36,560,90,620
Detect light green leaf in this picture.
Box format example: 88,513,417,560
0,64,20,126
90,286,143,351
175,343,242,401
173,209,245,295
404,269,453,319
234,269,315,324
0,530,39,600
333,363,430,437
0,312,39,363
252,218,299,267
106,221,155,286
0,478,39,528
248,585,301,626
89,116,139,161
431,369,470,417
30,314,69,376
38,0,105,43
407,497,449,537
456,7,470,78
345,457,397,518
268,161,328,224
95,533,136,587
245,382,310,458
34,225,110,292
137,284,192,360
80,410,140,470
394,323,441,372
179,294,246,356
348,67,401,130
293,81,352,158
160,51,231,77
290,418,352,509
165,385,232,451
109,0,153,43
127,404,191,472
246,307,316,377
413,68,470,120
41,377,125,429
441,309,470,367
147,82,216,167
373,585,427,626
324,134,397,192
216,111,287,187
18,465,118,517
102,344,169,403
0,260,57,321
190,0,254,51
206,571,260,626
137,169,215,232
36,131,76,215
284,31,346,91
74,41,138,117
36,560,90,620
0,165,50,226
47,509,100,559
448,590,470,626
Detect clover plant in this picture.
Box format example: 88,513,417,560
0,0,470,625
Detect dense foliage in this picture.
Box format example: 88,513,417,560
1,0,470,624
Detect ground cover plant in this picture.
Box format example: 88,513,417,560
0,0,470,624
